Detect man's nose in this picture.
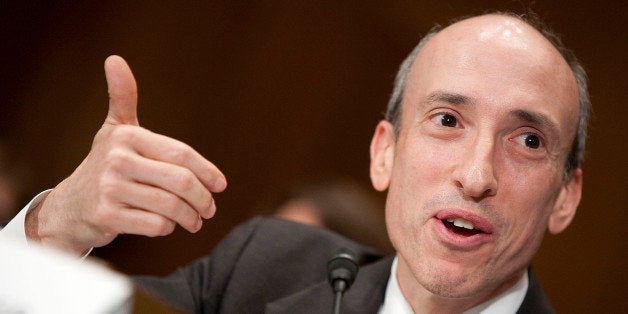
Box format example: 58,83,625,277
452,137,498,199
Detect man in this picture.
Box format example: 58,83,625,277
1,11,589,313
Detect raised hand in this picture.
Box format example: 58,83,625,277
25,56,227,256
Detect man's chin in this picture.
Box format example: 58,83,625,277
421,278,486,299
416,262,493,299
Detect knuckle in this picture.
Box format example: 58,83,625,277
109,125,137,144
93,125,141,150
160,194,182,217
166,144,192,165
97,174,126,202
102,148,132,172
146,217,174,237
90,202,116,224
173,170,196,193
161,195,197,229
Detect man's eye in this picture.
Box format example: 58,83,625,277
432,113,458,127
515,133,542,149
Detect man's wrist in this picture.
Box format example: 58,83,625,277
27,188,94,257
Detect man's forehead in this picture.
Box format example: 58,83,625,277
423,14,556,62
407,14,576,101
400,14,579,140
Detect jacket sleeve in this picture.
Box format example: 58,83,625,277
132,217,265,313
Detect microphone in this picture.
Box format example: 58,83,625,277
327,248,358,314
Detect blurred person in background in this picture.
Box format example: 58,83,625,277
272,176,394,254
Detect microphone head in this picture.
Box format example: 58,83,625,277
327,248,358,291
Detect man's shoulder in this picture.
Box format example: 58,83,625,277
202,216,387,312
222,216,383,267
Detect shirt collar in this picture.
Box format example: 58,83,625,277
378,256,528,314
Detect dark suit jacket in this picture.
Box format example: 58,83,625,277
134,217,554,314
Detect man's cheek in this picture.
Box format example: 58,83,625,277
419,145,455,178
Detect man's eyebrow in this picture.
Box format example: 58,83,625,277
511,109,559,136
426,91,471,105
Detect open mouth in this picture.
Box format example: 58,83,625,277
433,211,493,247
441,218,484,236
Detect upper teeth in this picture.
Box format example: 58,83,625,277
447,218,475,230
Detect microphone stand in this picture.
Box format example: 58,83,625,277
327,248,358,314
332,280,347,314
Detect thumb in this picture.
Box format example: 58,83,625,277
104,55,139,126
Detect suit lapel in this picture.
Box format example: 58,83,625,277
266,256,394,314
516,268,555,314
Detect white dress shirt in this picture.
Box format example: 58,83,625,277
0,190,51,246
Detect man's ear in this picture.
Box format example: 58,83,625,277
370,120,396,191
548,168,583,234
